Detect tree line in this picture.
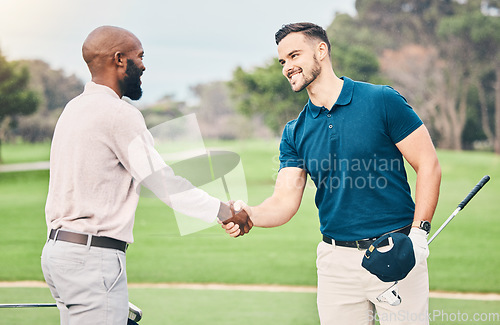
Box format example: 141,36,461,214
0,55,267,163
1,0,499,162
0,55,83,162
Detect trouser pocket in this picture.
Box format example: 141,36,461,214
102,251,125,293
316,241,332,273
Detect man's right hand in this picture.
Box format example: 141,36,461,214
219,200,253,237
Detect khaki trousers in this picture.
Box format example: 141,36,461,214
316,240,429,325
41,239,128,325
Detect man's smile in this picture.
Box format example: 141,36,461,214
288,68,302,80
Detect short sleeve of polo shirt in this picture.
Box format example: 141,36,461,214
383,86,423,144
279,121,304,171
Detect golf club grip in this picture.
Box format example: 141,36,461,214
457,175,490,209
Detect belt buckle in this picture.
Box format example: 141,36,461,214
356,238,375,251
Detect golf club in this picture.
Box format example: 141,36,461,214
377,175,491,306
428,175,490,244
0,303,56,308
128,301,143,322
0,301,143,323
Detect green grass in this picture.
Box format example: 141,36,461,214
0,141,499,293
0,142,51,164
0,170,49,281
426,150,500,293
0,287,498,325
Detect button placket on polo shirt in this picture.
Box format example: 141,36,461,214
326,107,340,154
326,110,334,137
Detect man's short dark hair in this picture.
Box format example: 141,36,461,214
275,22,331,54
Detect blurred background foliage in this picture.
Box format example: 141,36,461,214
1,0,500,160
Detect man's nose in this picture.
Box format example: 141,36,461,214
282,63,291,77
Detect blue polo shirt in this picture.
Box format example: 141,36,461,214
279,77,423,241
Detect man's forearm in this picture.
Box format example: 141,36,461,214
250,196,299,228
247,167,306,228
412,159,441,225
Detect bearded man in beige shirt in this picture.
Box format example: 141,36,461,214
41,26,251,325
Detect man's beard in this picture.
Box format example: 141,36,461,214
292,55,321,93
120,59,143,100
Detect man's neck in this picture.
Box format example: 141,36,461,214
91,76,122,98
307,69,343,110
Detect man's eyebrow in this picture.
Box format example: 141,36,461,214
279,50,301,64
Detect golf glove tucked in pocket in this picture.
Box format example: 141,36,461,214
408,227,429,266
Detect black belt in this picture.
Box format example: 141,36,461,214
322,224,411,250
49,229,128,253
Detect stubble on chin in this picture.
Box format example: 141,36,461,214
289,76,309,93
291,62,321,93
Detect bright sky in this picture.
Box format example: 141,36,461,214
0,0,356,105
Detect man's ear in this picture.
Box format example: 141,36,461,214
114,52,125,67
317,42,329,61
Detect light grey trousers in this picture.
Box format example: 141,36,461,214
41,238,128,325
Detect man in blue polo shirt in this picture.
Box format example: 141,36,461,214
223,22,441,324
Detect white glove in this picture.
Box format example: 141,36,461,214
408,227,429,266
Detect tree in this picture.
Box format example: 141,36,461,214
229,59,308,135
339,0,469,149
191,81,241,139
345,0,500,152
19,60,83,112
0,52,39,162
438,3,500,151
326,13,388,83
354,0,457,48
496,63,500,153
141,94,187,129
11,60,84,143
379,44,445,143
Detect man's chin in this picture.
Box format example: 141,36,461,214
290,83,306,93
124,87,143,100
128,94,142,101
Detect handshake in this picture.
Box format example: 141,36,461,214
218,200,253,238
